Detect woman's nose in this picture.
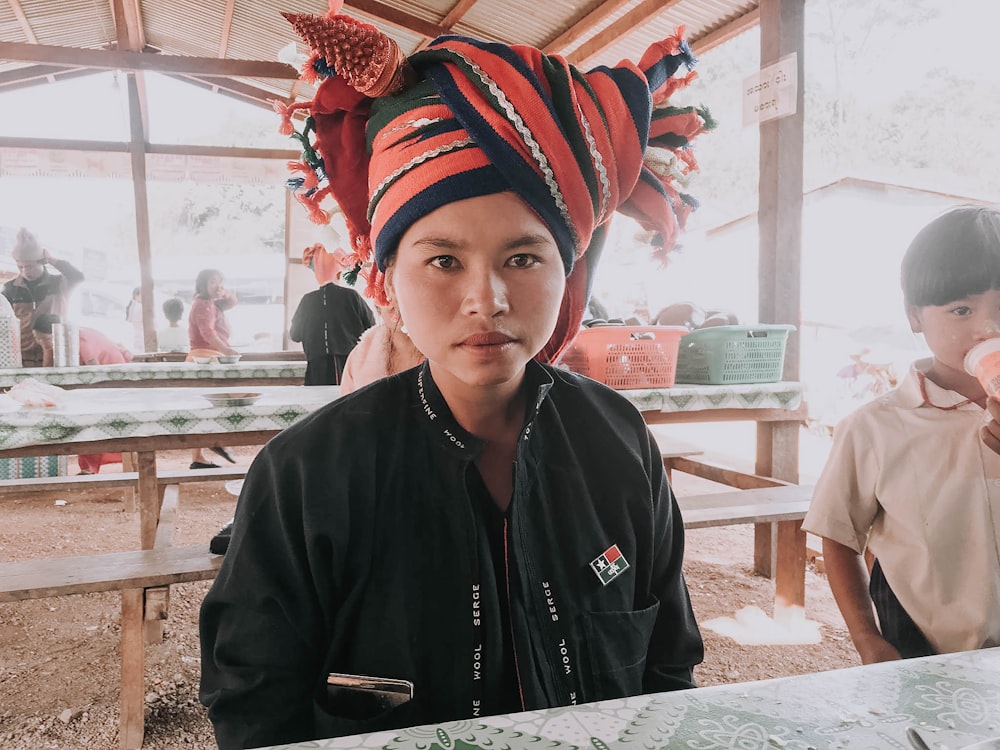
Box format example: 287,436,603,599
462,269,509,316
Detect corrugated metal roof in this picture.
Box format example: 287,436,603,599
0,0,759,108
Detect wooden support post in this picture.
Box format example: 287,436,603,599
774,519,807,617
145,483,177,644
119,588,145,750
121,451,137,513
137,451,159,550
755,0,805,584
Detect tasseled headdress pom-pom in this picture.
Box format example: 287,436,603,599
280,11,413,97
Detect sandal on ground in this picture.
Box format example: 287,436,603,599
210,446,237,464
190,461,221,470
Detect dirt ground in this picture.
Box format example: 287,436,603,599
0,446,859,750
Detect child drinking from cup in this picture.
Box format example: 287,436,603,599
804,205,1000,663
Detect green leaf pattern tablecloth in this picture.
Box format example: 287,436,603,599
0,385,340,450
0,361,306,389
0,382,805,451
259,648,1000,750
620,381,803,415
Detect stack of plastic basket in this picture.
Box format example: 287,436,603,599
558,325,688,389
674,324,795,384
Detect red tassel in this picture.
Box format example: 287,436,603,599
270,99,311,135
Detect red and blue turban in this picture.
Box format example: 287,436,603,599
277,1,713,362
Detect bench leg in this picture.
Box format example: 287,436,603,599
753,522,776,578
120,588,145,749
774,519,807,619
121,452,137,513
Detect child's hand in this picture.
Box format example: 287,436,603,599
853,632,901,664
980,397,1000,455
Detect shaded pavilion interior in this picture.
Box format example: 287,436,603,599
1,0,806,499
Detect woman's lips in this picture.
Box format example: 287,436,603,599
460,332,515,347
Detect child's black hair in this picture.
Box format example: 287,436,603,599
901,205,1000,307
162,296,184,324
32,313,60,335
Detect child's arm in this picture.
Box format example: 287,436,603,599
823,538,901,664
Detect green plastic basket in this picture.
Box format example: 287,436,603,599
674,324,795,385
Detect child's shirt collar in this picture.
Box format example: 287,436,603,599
903,358,982,411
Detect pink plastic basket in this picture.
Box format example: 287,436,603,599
559,326,687,389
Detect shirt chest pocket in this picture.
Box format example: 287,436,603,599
580,597,659,700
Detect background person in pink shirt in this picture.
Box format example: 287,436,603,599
188,269,238,356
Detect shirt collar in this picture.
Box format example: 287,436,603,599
413,359,554,459
899,358,982,411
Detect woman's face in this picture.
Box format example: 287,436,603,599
385,192,566,396
206,274,224,298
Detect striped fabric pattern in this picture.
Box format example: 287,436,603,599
284,20,712,361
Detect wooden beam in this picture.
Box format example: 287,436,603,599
147,143,298,159
218,0,236,60
567,0,684,66
439,0,479,30
0,41,298,79
0,64,88,88
111,0,131,49
125,73,157,354
7,0,56,86
344,0,446,39
543,0,633,56
0,135,297,160
8,0,39,44
110,0,145,52
690,8,761,55
0,136,128,151
169,72,292,110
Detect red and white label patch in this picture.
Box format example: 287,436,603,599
589,544,629,586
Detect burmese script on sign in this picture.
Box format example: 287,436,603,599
742,53,798,126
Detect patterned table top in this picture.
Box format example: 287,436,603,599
621,381,803,415
0,385,340,451
0,381,805,452
260,648,1000,750
0,360,306,389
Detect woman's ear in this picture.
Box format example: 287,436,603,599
382,265,396,305
906,304,923,333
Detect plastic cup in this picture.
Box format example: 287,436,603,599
964,338,1000,398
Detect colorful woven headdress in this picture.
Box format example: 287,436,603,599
277,0,713,362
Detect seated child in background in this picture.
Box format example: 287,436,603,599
157,297,189,353
803,205,1000,663
32,313,129,473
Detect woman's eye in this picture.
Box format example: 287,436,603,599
508,253,539,268
430,256,456,269
951,306,972,316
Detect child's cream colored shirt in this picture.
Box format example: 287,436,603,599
803,358,1000,654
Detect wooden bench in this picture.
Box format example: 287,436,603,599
675,479,814,617
0,483,223,749
678,483,814,529
0,465,249,496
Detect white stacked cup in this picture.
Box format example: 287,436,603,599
62,323,80,367
51,323,80,367
52,322,66,367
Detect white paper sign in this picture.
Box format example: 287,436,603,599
742,53,797,126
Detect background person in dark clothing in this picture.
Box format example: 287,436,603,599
1,228,84,367
289,243,375,385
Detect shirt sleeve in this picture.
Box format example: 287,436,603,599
51,259,85,289
801,407,882,553
289,298,307,343
199,445,334,749
641,427,704,691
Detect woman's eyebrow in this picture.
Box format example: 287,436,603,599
504,233,553,249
